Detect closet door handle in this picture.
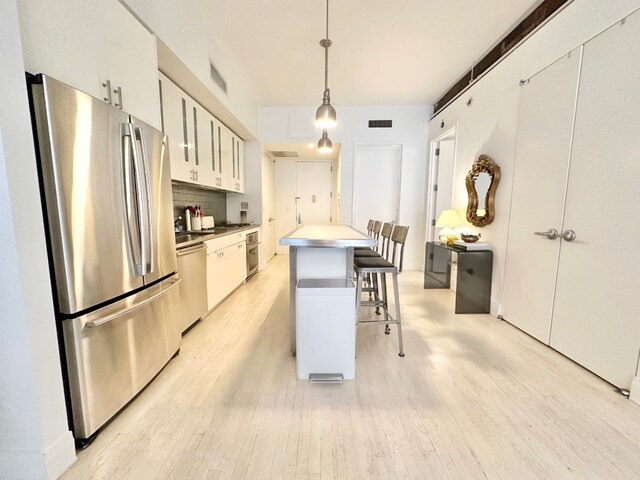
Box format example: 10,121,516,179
533,228,558,240
561,229,576,242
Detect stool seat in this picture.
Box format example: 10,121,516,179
354,249,380,258
354,256,395,270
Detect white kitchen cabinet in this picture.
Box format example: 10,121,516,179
219,123,235,191
205,233,246,310
219,125,246,193
236,136,246,193
160,73,193,183
502,13,640,390
18,0,160,129
161,73,216,185
159,75,244,192
211,117,224,188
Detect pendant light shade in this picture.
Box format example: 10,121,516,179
315,0,337,128
315,91,337,128
317,129,333,153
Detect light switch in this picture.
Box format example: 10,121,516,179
312,194,316,203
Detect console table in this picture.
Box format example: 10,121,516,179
424,241,493,314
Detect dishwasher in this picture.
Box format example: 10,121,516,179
176,243,208,333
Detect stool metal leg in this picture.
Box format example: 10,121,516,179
373,273,381,315
392,271,404,357
355,269,364,313
381,273,391,335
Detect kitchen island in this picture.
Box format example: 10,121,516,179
280,224,375,356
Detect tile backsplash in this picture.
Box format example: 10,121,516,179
172,183,227,230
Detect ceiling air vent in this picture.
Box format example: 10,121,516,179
210,60,227,94
368,120,393,128
269,151,299,158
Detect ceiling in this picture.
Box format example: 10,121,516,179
194,0,542,106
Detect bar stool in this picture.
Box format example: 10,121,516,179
354,225,409,357
354,219,375,253
354,220,384,257
354,222,393,305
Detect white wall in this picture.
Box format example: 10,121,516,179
122,0,261,138
0,0,76,477
260,105,432,270
427,0,640,314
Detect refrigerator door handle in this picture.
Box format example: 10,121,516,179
134,126,154,275
85,277,180,328
121,123,144,275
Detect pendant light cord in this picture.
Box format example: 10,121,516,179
324,0,329,92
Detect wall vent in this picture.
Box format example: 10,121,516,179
368,120,393,128
210,60,227,94
269,151,299,158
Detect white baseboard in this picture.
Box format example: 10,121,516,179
490,300,500,317
630,376,640,407
45,431,76,479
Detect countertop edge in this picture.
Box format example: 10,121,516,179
176,225,259,250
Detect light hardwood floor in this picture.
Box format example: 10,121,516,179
61,256,640,479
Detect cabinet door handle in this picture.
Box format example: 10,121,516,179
113,86,123,109
533,228,558,240
102,80,112,104
561,229,576,242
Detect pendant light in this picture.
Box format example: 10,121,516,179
317,128,333,153
315,0,336,135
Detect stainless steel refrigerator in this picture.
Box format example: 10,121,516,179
30,75,181,443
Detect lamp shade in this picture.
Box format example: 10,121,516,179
317,128,333,153
436,210,462,228
315,102,337,128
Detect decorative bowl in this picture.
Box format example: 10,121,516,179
461,233,481,243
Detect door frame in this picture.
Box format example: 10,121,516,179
295,160,333,226
425,126,458,245
351,142,403,229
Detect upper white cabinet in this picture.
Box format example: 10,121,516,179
18,0,161,129
159,74,244,193
159,72,193,183
219,124,245,193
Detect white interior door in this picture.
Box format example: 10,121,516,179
549,16,640,389
431,137,456,242
501,49,582,343
295,161,332,226
261,153,276,264
274,159,296,255
353,144,402,233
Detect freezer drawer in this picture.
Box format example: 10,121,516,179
62,276,181,439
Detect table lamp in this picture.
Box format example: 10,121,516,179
436,210,462,245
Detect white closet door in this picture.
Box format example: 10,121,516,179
296,161,332,225
501,49,582,342
352,144,402,232
550,14,640,389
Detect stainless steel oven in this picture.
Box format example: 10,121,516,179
246,231,259,279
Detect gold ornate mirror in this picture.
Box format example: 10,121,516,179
465,154,500,227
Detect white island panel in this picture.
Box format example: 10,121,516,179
280,224,375,356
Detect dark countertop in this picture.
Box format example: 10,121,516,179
175,225,259,249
